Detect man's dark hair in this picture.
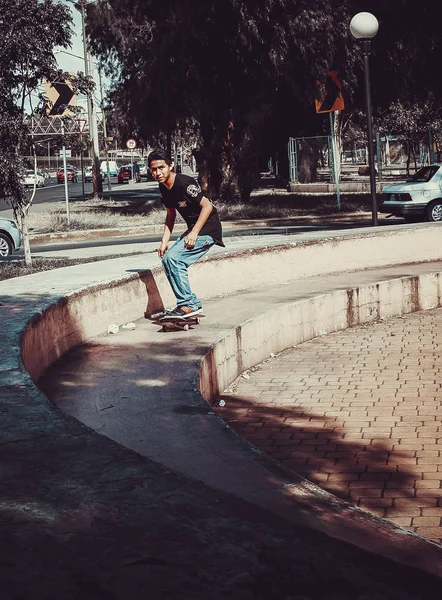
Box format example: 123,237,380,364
147,150,173,166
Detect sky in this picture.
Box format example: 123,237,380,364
56,6,84,74
53,2,108,117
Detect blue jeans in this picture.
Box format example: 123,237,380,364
162,235,214,308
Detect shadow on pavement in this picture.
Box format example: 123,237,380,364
34,335,442,597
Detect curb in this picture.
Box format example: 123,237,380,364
29,212,379,245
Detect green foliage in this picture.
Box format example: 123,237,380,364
87,1,442,197
0,0,72,207
0,0,93,212
87,0,360,197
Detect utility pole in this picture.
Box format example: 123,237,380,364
98,68,112,190
80,0,102,197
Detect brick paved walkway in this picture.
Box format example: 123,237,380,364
215,309,442,545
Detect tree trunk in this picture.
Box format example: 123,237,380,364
406,139,411,176
193,142,223,200
15,208,32,267
298,146,316,183
14,149,38,267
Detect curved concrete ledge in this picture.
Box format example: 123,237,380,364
4,223,442,579
20,223,442,382
199,271,442,401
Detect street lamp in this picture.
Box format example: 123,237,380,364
350,12,379,227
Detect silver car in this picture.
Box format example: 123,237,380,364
23,169,45,188
379,164,442,222
0,218,21,257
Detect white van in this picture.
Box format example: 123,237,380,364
100,160,119,177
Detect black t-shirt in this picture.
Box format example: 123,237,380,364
159,174,224,246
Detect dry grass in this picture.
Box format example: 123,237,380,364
29,200,160,233
0,253,144,282
28,193,372,234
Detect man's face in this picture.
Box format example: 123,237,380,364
149,159,173,183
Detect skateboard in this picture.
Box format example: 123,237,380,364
153,314,205,332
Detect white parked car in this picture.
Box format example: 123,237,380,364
379,164,442,222
0,217,21,257
138,163,148,179
23,169,45,188
84,166,93,182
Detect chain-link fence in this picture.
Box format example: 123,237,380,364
289,130,442,183
288,135,334,183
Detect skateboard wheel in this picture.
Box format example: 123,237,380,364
195,317,200,324
183,324,190,331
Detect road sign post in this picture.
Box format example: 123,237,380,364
44,77,77,225
126,138,137,185
61,121,70,226
315,72,344,211
329,112,341,211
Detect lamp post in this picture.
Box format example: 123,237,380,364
350,12,379,226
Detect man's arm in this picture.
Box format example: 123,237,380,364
158,207,176,257
184,196,213,248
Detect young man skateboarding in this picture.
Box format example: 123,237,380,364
148,150,224,318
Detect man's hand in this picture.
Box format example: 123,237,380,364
184,231,198,248
158,241,168,257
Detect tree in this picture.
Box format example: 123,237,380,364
87,0,360,198
87,1,442,197
0,0,88,265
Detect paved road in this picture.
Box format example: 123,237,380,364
0,180,94,216
19,217,404,261
215,308,442,545
0,176,157,218
0,176,406,261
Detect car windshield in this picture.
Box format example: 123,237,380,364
407,166,439,183
26,170,35,175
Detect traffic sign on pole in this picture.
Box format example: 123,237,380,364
44,77,76,117
126,138,137,150
315,71,344,114
75,119,87,134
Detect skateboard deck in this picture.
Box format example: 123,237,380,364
153,314,205,332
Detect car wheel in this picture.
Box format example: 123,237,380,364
426,200,442,222
0,233,12,257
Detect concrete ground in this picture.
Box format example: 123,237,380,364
4,220,442,598
36,259,442,595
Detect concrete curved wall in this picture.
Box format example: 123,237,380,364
21,224,442,383
198,271,442,403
